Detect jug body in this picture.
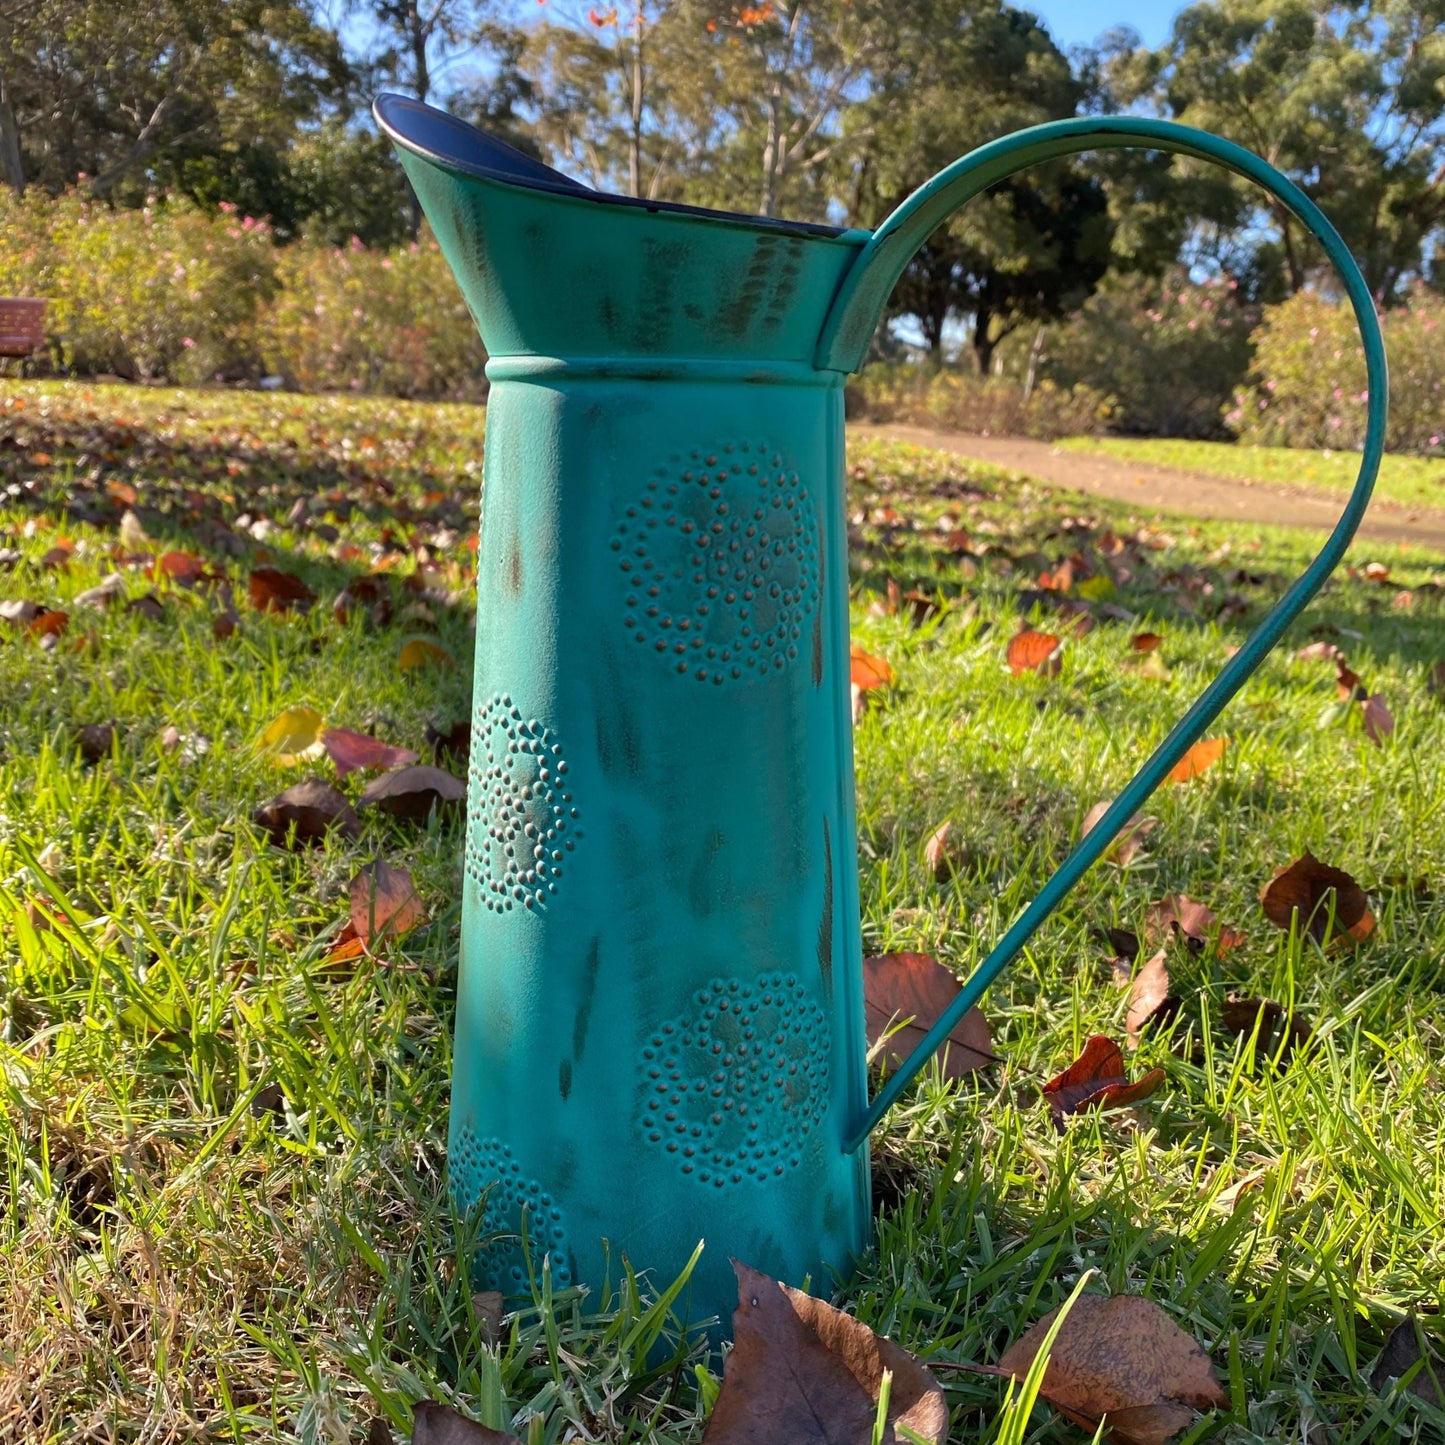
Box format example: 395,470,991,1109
449,357,871,1326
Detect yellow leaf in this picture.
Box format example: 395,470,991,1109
398,637,454,672
258,705,326,763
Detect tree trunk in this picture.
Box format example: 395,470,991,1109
1022,322,1045,401
760,83,781,217
971,305,995,376
87,91,180,198
0,62,24,193
628,2,643,198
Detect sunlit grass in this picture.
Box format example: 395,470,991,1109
1,384,1443,1442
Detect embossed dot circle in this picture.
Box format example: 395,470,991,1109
612,442,819,684
450,1127,573,1291
465,693,579,912
640,971,829,1185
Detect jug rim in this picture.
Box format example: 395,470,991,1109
373,93,851,241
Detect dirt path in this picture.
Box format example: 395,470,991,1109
855,424,1445,556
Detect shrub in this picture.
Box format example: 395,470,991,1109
0,189,276,384
260,235,487,400
849,364,1114,441
1037,269,1258,439
1232,287,1444,456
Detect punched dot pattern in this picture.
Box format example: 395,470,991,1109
640,971,829,1185
465,693,579,912
450,1127,573,1290
612,442,818,684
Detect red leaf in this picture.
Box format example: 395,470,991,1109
1042,1035,1165,1118
356,764,465,822
249,566,315,613
321,727,419,780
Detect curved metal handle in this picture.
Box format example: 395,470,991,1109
831,116,1388,1152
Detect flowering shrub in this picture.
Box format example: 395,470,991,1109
1039,270,1258,439
1232,288,1444,456
0,190,487,397
0,189,276,384
261,235,486,399
850,365,1114,440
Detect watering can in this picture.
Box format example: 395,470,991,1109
373,94,1387,1330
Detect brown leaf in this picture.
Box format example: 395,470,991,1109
1007,628,1062,676
212,607,240,640
126,592,164,621
321,726,419,780
74,721,118,765
1221,996,1313,1065
356,765,465,823
1260,851,1374,944
426,718,471,766
1371,1314,1443,1408
1130,632,1163,653
1042,1035,1165,1118
995,1294,1229,1445
1296,640,1342,663
27,607,68,638
1429,660,1445,701
74,573,128,609
151,551,216,587
472,1290,505,1350
923,820,967,881
1166,738,1228,783
1097,925,1141,961
411,1401,521,1445
346,860,427,951
253,779,361,848
1145,895,1243,956
1361,694,1394,744
702,1260,947,1445
1082,800,1157,866
248,566,315,614
1126,951,1178,1042
862,952,993,1077
850,642,894,690
1336,660,1367,701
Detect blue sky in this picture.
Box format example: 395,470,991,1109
1021,0,1183,52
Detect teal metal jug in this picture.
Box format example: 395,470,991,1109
374,94,1387,1329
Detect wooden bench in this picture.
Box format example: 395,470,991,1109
0,298,47,359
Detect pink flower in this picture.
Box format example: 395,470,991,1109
182,337,194,347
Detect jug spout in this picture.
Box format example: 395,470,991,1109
373,94,869,372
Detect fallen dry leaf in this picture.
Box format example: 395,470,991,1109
1336,659,1366,701
1082,800,1158,867
1371,1314,1443,1409
1126,950,1178,1043
1260,851,1374,944
249,566,315,614
1361,694,1394,745
1042,1035,1165,1119
356,765,465,823
411,1401,521,1445
1221,996,1313,1065
426,719,471,767
398,636,454,672
702,1260,947,1445
862,952,993,1077
1130,632,1163,653
74,721,118,765
923,820,967,881
993,1294,1229,1445
1007,628,1062,676
1166,738,1228,784
321,727,419,780
212,607,240,639
253,780,361,848
850,642,894,690
328,860,428,961
258,705,326,763
1145,895,1245,956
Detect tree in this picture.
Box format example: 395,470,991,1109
0,0,348,200
1110,0,1445,303
850,0,1112,373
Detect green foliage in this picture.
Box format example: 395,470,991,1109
1038,267,1259,438
1232,288,1445,455
850,364,1114,440
262,236,488,400
0,188,278,384
0,189,485,396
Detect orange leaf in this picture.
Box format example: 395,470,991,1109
849,641,894,689
398,636,454,672
1007,629,1062,676
1167,737,1228,783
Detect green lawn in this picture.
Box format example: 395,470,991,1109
1059,435,1445,512
3,382,1445,1442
